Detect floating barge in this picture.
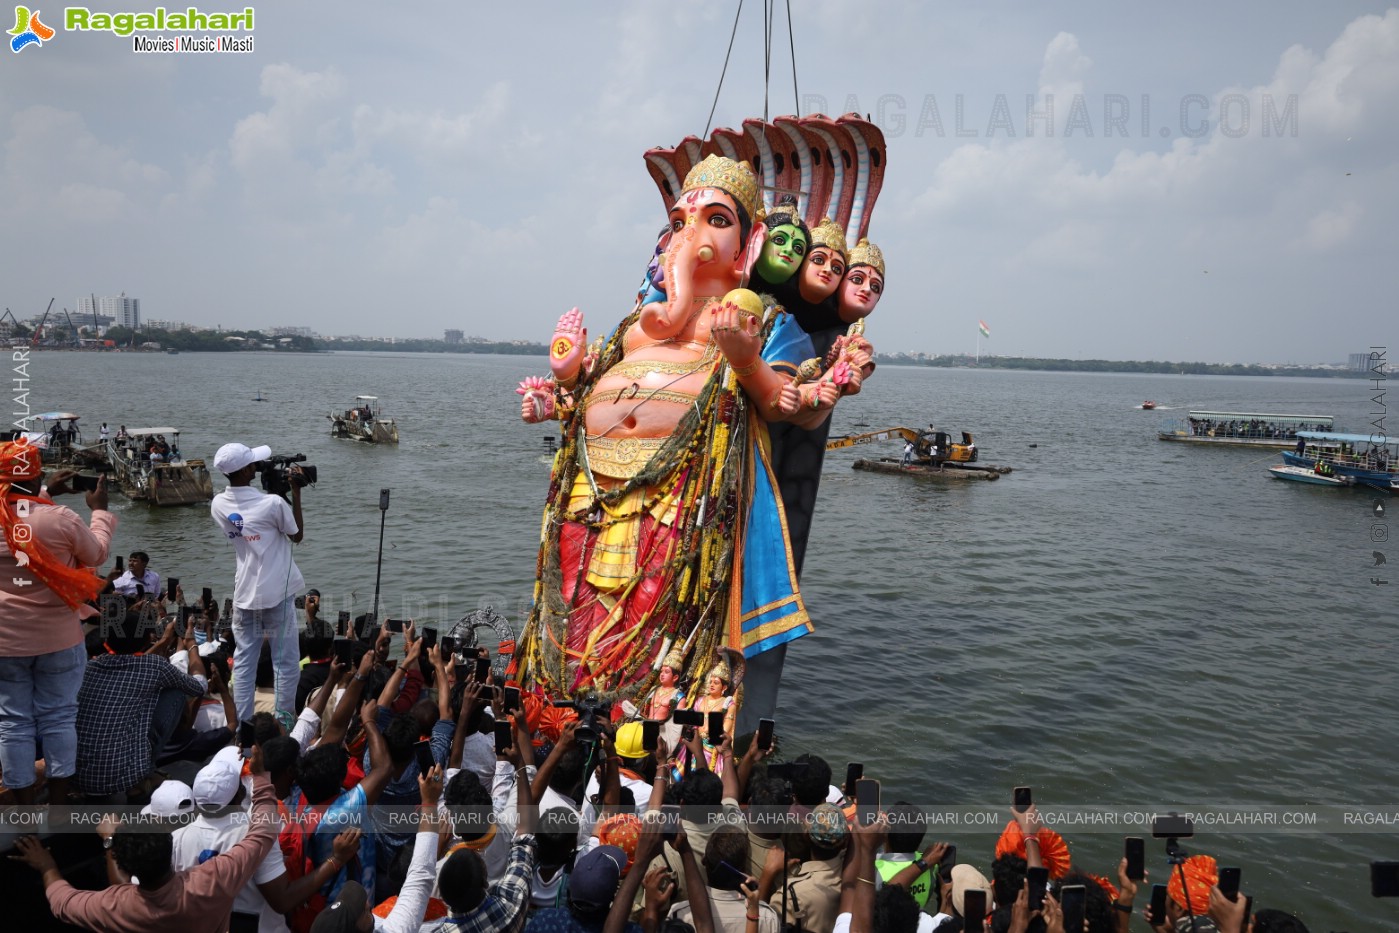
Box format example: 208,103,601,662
854,457,1004,480
829,427,1014,481
107,428,214,506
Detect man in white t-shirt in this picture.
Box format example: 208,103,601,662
210,442,307,721
171,747,360,932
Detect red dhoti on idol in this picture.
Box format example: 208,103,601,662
557,465,689,694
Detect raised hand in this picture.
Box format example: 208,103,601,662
516,376,558,423
643,864,676,915
710,295,763,368
549,308,588,386
797,381,840,415
45,469,78,495
826,360,853,388
772,381,800,416
332,827,363,866
839,337,875,395
85,474,109,512
359,697,379,731
10,835,58,874
418,765,445,808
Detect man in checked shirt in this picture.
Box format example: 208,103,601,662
74,611,210,797
425,701,539,933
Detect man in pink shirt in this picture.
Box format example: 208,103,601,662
0,441,116,805
12,744,281,933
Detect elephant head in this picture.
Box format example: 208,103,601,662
640,156,767,340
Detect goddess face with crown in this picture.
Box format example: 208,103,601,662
837,238,885,324
751,203,810,287
795,217,849,305
642,652,685,721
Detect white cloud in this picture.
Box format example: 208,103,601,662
1,105,168,226
1296,201,1362,251
1038,31,1092,102
230,65,347,171
897,11,1399,357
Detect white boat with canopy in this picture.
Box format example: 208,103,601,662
1157,410,1335,448
329,395,399,444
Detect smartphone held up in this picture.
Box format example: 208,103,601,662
854,778,880,827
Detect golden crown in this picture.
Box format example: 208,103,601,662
847,238,885,277
809,217,848,257
708,660,731,684
682,155,762,225
662,649,685,672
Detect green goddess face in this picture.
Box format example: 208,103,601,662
755,223,808,284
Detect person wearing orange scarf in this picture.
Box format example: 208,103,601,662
0,440,115,804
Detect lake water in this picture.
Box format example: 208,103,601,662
22,348,1394,927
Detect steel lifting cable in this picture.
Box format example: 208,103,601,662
704,0,746,138
785,0,799,115
762,0,772,121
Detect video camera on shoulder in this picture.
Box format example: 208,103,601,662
257,454,318,498
552,694,613,750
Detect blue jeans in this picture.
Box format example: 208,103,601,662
231,597,299,721
0,643,87,789
149,687,188,764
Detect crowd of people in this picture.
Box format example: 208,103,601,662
1183,418,1326,441
46,420,83,449
0,437,1334,933
109,431,180,466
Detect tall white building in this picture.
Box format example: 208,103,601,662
78,294,140,330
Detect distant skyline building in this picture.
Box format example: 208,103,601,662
444,329,463,344
1348,352,1378,372
78,294,140,330
145,318,196,332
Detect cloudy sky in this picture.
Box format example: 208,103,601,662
4,1,1396,363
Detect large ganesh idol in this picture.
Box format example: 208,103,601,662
515,115,888,729
514,154,815,710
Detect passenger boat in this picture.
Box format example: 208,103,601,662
106,428,214,505
15,412,107,468
329,395,400,444
827,426,1013,479
1282,431,1398,490
1157,410,1335,448
1268,465,1355,487
1141,401,1157,410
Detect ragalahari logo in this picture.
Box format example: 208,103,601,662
9,5,53,52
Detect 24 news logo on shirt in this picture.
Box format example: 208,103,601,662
223,513,260,541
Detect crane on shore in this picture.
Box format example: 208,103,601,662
29,298,55,347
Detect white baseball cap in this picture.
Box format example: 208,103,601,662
193,749,244,807
141,779,195,818
213,442,271,475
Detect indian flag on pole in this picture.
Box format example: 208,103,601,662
978,320,990,338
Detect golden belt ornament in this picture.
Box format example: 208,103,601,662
584,434,669,480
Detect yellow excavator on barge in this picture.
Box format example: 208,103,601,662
826,426,1013,481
